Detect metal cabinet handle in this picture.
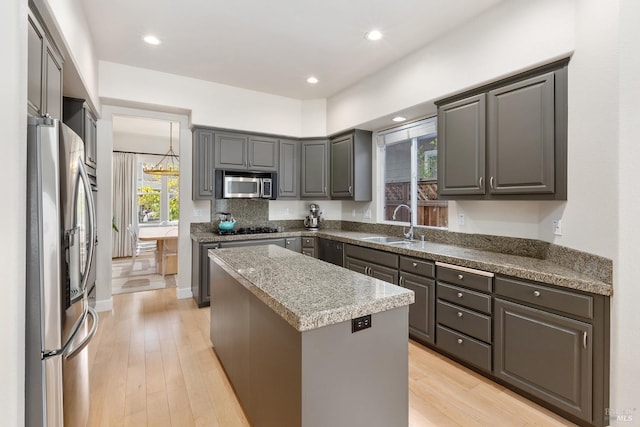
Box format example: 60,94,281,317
490,176,495,189
399,276,404,286
367,266,372,276
457,274,464,280
412,262,418,268
348,185,353,194
457,292,463,298
457,339,463,345
479,176,483,188
533,290,541,297
324,186,327,194
457,312,463,318
583,331,588,349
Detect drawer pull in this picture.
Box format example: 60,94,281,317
457,312,463,318
583,331,588,349
533,290,541,297
457,292,463,299
458,274,464,280
412,262,418,268
399,276,405,286
457,338,463,344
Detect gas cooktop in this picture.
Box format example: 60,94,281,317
215,226,280,236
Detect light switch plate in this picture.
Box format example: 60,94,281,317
458,213,465,226
553,219,562,236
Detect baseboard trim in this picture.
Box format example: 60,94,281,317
95,298,113,312
176,287,193,300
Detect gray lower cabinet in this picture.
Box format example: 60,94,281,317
437,60,567,200
435,264,493,373
28,8,63,120
278,139,299,198
192,237,289,307
344,244,399,285
494,298,592,423
330,130,372,201
192,128,215,199
300,139,329,199
284,237,301,253
301,236,317,258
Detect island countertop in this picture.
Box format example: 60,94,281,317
208,244,415,332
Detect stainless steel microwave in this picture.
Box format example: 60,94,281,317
215,170,277,199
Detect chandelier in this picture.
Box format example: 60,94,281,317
143,122,179,176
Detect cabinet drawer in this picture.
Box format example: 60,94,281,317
437,300,492,343
399,256,435,278
302,237,316,248
495,276,593,319
437,282,492,314
436,262,493,292
302,247,316,258
437,325,492,372
345,244,398,269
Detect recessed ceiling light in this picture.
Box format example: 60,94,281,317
306,76,319,84
365,30,383,41
143,35,161,45
392,116,407,122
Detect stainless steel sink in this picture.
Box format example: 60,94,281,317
360,236,415,246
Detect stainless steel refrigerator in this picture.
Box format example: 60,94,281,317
26,116,98,426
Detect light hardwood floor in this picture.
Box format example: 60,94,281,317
87,288,576,426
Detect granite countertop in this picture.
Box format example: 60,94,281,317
193,229,613,296
208,245,415,332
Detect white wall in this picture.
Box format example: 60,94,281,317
612,0,640,423
1,0,27,423
37,0,100,110
100,61,326,138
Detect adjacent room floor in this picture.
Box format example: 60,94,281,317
87,288,576,426
112,253,176,295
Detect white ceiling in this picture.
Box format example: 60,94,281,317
81,0,504,100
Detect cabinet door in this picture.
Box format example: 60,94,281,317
44,44,63,120
400,273,435,344
215,132,248,170
284,237,302,253
192,129,215,199
494,298,592,422
300,139,329,198
438,94,486,196
488,72,555,194
370,264,399,285
345,256,368,276
301,247,316,258
248,136,278,171
27,15,44,116
330,134,353,198
84,110,97,170
278,139,299,198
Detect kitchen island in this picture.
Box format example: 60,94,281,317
208,245,414,427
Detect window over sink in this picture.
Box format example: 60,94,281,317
378,116,448,228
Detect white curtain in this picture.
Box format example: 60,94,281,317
112,152,137,258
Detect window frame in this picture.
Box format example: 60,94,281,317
376,116,447,230
136,154,180,227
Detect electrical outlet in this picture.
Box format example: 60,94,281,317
352,315,371,333
458,213,465,226
193,208,203,217
284,208,290,217
553,219,563,236
364,209,372,219
352,209,357,217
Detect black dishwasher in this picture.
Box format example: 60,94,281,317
318,238,344,267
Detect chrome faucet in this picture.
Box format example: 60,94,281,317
392,204,414,240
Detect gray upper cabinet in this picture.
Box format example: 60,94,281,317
215,132,248,170
63,97,97,175
214,131,278,172
438,94,486,196
488,72,556,194
249,135,279,171
330,130,372,201
28,8,63,120
192,128,215,199
436,60,568,200
278,139,299,198
300,139,329,199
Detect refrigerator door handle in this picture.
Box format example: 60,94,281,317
77,160,97,294
64,307,99,360
42,308,88,359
